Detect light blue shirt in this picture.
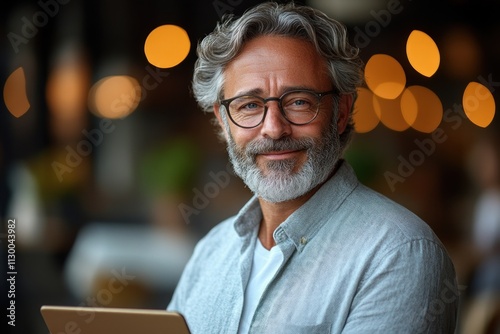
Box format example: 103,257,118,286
168,161,458,333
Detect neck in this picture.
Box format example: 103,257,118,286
257,182,320,250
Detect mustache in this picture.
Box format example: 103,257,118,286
244,137,315,156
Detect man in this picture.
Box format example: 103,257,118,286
168,2,458,333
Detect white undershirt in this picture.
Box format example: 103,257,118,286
237,238,284,334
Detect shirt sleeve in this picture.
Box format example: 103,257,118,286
166,235,205,313
341,239,459,334
166,253,193,312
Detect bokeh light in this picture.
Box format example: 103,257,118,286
144,24,190,68
406,30,440,77
46,60,89,115
353,87,380,133
462,82,496,128
373,94,410,131
46,53,91,141
3,67,30,118
88,75,141,119
365,54,406,99
401,86,443,133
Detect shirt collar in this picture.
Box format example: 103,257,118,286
233,160,359,251
233,195,261,237
279,160,359,252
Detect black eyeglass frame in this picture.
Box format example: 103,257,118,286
219,89,338,129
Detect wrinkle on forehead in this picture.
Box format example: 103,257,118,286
223,35,331,98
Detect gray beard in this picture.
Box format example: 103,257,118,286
225,118,342,203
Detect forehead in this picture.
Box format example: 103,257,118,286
223,35,331,96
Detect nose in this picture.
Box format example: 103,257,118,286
259,101,292,139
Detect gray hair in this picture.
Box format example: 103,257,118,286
192,1,364,150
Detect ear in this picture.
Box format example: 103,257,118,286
337,93,354,135
213,103,229,139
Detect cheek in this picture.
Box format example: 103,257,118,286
300,118,332,141
230,126,259,146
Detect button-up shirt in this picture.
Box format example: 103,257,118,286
168,161,458,333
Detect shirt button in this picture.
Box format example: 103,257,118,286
300,237,307,245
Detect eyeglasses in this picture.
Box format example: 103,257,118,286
219,89,337,129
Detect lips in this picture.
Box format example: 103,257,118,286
259,149,302,160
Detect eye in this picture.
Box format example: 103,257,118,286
283,94,315,111
231,97,264,112
291,99,309,107
241,102,260,110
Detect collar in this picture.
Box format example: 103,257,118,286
233,160,359,252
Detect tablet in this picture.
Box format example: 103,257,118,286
40,305,191,334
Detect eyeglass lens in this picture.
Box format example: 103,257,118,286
227,90,321,128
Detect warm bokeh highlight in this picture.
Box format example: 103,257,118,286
144,25,191,68
353,87,380,133
463,82,496,128
88,75,141,119
3,67,30,118
401,86,443,133
365,54,406,100
373,94,410,132
406,30,440,77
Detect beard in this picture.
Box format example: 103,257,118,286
224,116,342,203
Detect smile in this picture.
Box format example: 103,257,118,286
259,149,303,160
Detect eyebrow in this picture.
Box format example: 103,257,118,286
232,85,323,98
233,88,264,97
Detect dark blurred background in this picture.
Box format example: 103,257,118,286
1,0,500,333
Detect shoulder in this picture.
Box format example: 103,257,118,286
315,178,453,272
313,161,438,243
338,183,455,277
346,182,438,242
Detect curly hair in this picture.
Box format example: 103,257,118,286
192,1,364,150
